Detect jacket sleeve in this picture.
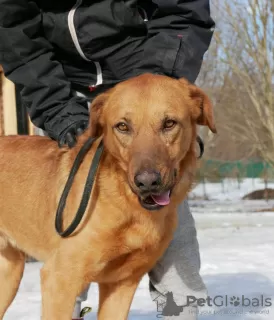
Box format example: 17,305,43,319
138,0,215,83
0,0,89,140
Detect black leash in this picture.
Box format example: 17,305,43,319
55,137,104,237
196,135,204,159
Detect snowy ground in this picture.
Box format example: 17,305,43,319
4,179,274,320
190,178,274,202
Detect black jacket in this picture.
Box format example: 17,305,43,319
0,0,215,140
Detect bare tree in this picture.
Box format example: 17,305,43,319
213,0,274,164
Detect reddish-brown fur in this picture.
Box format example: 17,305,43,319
0,74,215,319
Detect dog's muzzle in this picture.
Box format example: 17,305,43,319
133,170,172,211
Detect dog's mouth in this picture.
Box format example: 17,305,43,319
138,190,171,211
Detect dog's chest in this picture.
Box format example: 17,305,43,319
90,212,176,283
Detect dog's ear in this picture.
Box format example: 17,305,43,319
89,92,109,137
179,78,217,133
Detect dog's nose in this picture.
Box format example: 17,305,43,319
134,170,161,190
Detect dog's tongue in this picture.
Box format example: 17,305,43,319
151,191,171,206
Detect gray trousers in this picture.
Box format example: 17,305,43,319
74,200,206,319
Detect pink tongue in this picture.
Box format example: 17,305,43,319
151,191,171,206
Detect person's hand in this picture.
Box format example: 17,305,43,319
58,120,89,148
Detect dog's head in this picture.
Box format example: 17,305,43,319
89,74,216,211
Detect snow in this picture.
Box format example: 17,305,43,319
3,179,274,320
190,178,274,201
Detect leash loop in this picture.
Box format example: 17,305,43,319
55,137,104,237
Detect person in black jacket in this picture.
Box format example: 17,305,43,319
0,1,214,319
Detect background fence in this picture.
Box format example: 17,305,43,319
194,160,274,201
198,160,274,181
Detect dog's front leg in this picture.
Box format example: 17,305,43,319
98,277,141,320
40,256,87,320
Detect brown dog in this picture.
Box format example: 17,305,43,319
0,74,216,320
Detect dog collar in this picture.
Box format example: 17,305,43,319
196,135,204,159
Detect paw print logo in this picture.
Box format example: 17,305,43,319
230,296,240,307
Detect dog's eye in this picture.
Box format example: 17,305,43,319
163,119,177,130
116,122,129,132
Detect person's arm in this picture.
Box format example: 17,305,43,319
138,0,215,82
0,0,89,144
